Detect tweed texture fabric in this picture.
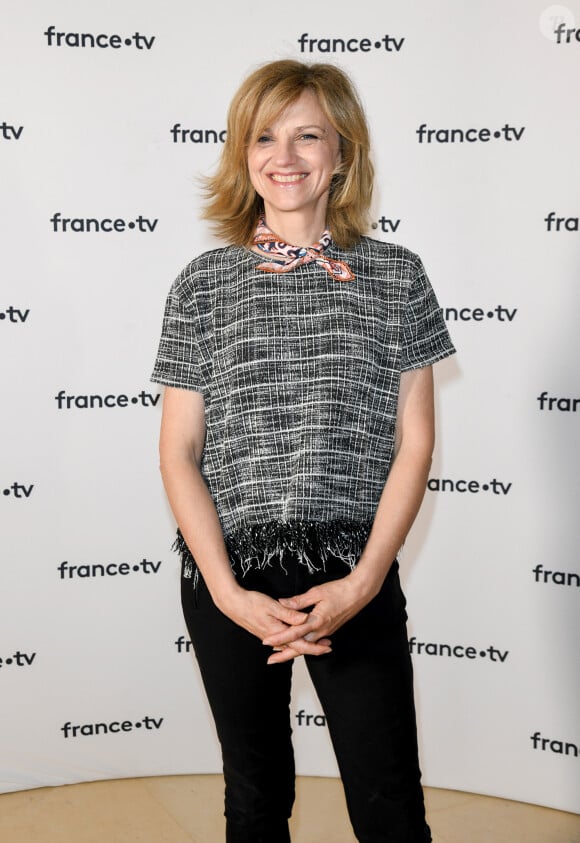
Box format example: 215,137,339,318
152,237,455,562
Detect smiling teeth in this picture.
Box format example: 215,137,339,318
270,174,307,183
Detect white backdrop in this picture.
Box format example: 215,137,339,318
1,0,578,815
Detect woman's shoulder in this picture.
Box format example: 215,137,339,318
170,244,248,297
343,236,421,264
179,244,247,279
335,236,424,278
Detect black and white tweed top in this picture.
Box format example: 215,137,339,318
152,237,455,575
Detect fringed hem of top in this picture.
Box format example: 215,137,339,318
173,518,374,582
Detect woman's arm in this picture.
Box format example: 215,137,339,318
348,364,434,595
159,386,238,600
159,386,332,658
265,365,434,662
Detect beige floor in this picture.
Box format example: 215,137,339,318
0,775,578,842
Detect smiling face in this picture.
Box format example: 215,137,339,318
247,89,341,245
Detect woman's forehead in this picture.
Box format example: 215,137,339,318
251,90,331,133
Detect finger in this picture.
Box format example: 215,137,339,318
266,629,332,653
267,648,300,664
265,635,331,662
263,612,325,647
273,604,311,626
271,641,332,652
267,640,332,664
289,637,331,654
301,636,332,647
263,622,314,647
278,591,318,611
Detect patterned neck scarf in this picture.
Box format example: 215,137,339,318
252,216,355,282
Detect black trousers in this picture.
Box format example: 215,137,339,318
181,555,432,843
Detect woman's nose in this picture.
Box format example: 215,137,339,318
272,137,297,166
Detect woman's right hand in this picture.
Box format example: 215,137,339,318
216,586,332,662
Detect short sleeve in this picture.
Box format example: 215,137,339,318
150,266,211,394
400,254,456,371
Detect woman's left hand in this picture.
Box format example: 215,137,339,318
263,575,376,664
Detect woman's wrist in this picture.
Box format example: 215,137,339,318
211,578,245,615
347,559,389,602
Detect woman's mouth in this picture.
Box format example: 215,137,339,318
269,173,308,183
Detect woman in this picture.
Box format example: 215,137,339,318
152,59,455,843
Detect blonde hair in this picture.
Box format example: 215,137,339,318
202,60,374,248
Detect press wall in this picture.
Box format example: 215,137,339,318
1,0,578,813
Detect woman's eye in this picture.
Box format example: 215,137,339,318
300,133,319,141
256,135,272,144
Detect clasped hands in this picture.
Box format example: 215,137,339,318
222,576,372,665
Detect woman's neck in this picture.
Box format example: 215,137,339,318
261,211,327,247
